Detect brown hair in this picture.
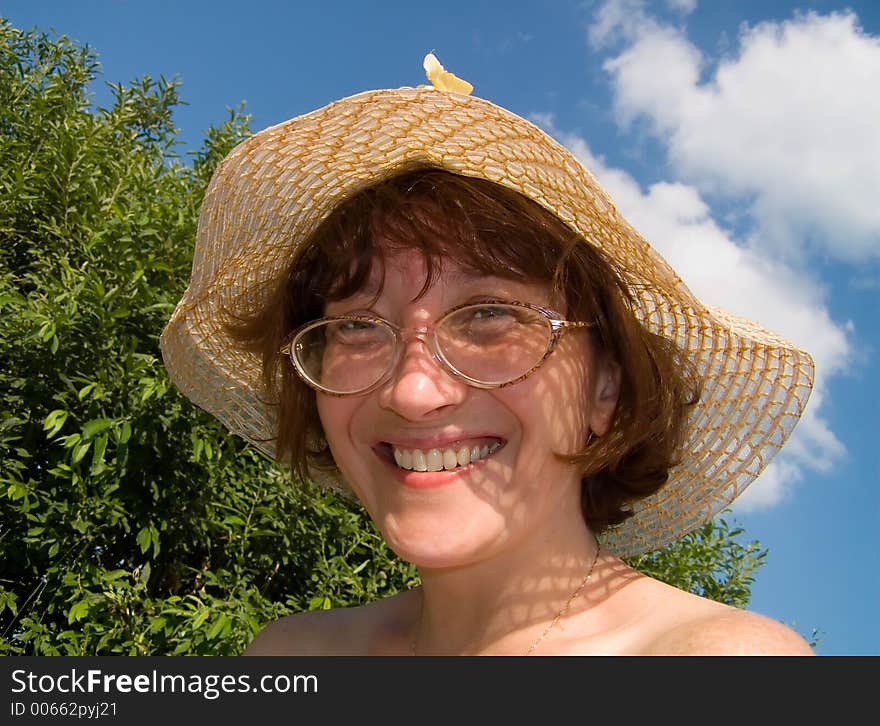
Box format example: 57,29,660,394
227,168,700,534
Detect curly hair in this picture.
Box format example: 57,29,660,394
226,168,700,534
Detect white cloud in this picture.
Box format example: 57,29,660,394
735,459,803,510
666,0,697,15
595,3,880,262
532,113,848,510
589,0,654,48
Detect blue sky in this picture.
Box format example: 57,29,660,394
4,0,877,655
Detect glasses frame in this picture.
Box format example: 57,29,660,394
280,299,594,397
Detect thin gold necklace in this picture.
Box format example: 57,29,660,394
410,543,601,656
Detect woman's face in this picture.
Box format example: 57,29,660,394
316,249,619,569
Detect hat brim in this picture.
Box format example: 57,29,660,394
160,86,814,557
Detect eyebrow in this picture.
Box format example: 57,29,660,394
355,264,484,300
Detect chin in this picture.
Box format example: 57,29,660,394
379,516,502,570
389,545,485,571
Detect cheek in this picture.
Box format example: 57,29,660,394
528,337,591,453
315,395,354,455
315,395,333,437
316,396,382,514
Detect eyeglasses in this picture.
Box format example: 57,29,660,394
280,300,594,397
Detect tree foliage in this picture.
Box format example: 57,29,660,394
627,514,766,609
0,20,767,655
0,20,418,655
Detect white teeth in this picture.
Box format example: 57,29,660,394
426,449,443,472
390,441,501,471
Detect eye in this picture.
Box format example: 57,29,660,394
470,305,515,321
340,319,376,331
325,318,387,346
443,304,524,344
467,304,537,327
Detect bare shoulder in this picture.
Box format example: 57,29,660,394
244,590,417,655
644,606,814,656
243,608,353,655
588,562,812,656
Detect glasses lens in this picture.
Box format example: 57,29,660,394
435,304,552,385
292,318,396,394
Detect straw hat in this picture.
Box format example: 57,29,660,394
159,81,814,558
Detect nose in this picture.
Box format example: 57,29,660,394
377,334,468,420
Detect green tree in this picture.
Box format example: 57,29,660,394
627,514,766,609
0,20,769,655
0,20,418,655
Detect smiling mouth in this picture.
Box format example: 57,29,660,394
377,438,504,472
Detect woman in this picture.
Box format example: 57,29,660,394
160,69,815,655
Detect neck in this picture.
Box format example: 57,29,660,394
411,517,603,656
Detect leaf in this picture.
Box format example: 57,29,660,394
118,421,132,444
0,590,19,617
150,524,161,558
149,616,167,634
90,434,108,473
38,320,56,342
136,526,151,554
43,409,68,438
308,595,332,611
0,291,26,308
101,569,129,583
82,418,111,439
68,600,90,624
77,382,97,400
6,482,27,500
206,613,229,640
61,433,81,448
71,440,91,463
140,380,156,403
192,608,210,630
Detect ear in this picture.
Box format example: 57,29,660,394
588,356,621,438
